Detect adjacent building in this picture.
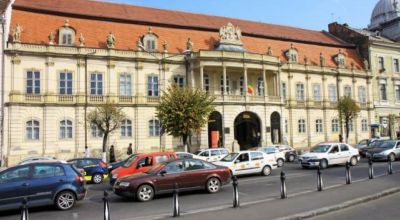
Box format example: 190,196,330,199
1,0,372,166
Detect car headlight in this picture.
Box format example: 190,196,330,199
119,182,130,187
112,174,118,179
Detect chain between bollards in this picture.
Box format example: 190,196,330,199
369,157,374,179
345,161,352,185
103,190,110,220
20,197,29,220
232,175,239,208
280,171,287,199
317,167,323,192
173,182,180,217
388,159,393,175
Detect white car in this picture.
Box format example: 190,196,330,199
299,142,360,169
214,151,277,176
175,152,204,160
18,156,58,165
257,146,286,167
194,148,229,162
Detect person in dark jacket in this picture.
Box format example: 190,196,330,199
109,145,116,163
127,143,133,155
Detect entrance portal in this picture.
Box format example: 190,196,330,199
270,112,281,144
208,111,223,148
234,112,261,150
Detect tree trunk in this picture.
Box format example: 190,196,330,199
102,132,108,162
345,120,349,144
182,134,188,152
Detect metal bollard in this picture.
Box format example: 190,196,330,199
345,162,352,184
103,190,110,220
20,197,29,220
173,182,180,217
280,171,287,199
369,157,374,179
388,159,393,175
232,175,239,208
317,167,323,192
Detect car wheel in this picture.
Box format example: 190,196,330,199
288,155,295,162
262,165,272,176
277,159,284,167
92,173,103,184
350,156,358,166
206,177,221,193
320,159,328,169
388,153,396,162
55,191,76,210
136,184,154,202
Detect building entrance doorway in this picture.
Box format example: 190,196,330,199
234,112,261,150
270,112,281,144
208,111,223,148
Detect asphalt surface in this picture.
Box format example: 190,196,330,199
0,159,399,220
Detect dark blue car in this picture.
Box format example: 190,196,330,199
68,158,108,184
0,161,86,211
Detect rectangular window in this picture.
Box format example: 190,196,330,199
298,120,306,133
257,78,264,96
90,73,103,95
147,76,159,97
59,72,73,95
396,85,400,102
62,34,72,45
204,75,210,92
380,80,387,101
296,83,305,101
119,74,132,96
394,59,400,73
220,76,230,95
173,75,185,87
332,119,339,133
316,120,323,133
358,86,366,103
378,57,385,71
361,119,368,132
313,84,321,101
26,71,40,94
282,82,287,100
344,86,352,97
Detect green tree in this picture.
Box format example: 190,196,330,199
87,101,126,161
156,85,215,152
337,96,360,143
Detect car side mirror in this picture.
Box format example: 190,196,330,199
159,170,167,176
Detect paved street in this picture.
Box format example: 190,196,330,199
0,159,399,220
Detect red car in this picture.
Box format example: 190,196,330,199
113,158,231,202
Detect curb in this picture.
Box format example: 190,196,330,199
274,187,400,220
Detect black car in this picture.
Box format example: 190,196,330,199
0,161,86,211
276,145,298,162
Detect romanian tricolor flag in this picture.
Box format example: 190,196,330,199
247,85,254,94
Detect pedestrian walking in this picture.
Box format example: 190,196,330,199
127,143,133,155
339,134,343,143
84,146,90,158
109,145,116,163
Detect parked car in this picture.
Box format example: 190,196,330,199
0,161,86,211
275,145,298,162
110,152,176,186
108,154,137,173
176,152,204,160
194,148,229,162
365,140,400,162
113,158,231,202
18,156,58,165
298,142,360,169
355,139,378,157
256,146,286,167
214,151,277,176
67,158,108,184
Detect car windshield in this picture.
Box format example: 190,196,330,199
194,150,202,155
370,140,385,147
310,145,331,153
144,162,166,175
220,153,239,162
376,141,396,148
123,154,139,167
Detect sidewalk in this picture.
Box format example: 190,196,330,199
164,173,400,220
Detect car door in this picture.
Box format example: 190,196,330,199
155,161,184,193
339,144,352,164
0,165,31,210
28,164,67,206
210,149,221,162
328,145,341,165
250,152,264,173
181,159,209,189
199,151,210,161
135,156,154,173
395,142,400,158
234,153,251,175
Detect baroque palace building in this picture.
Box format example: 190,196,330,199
0,0,373,166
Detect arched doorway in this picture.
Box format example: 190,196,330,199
234,112,261,150
270,112,281,144
208,111,223,148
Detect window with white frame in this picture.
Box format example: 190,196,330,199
149,119,160,136
296,83,305,100
328,84,337,101
313,84,321,101
348,120,354,132
58,25,75,46
173,75,185,88
26,120,40,140
358,86,367,103
395,84,400,102
332,119,339,133
378,56,385,71
344,86,352,97
220,75,230,95
380,79,387,101
298,119,306,133
119,73,131,96
142,29,158,52
239,76,244,96
316,119,323,133
121,119,132,137
147,75,159,97
361,119,368,132
394,59,400,73
257,77,264,96
285,47,298,63
26,70,40,94
59,72,72,95
90,72,103,95
59,120,73,139
282,82,287,100
91,123,103,138
204,74,210,92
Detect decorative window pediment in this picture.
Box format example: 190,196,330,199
333,49,346,67
58,20,76,46
285,44,298,63
141,27,158,52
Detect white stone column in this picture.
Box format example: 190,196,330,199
244,66,248,100
223,65,227,95
262,67,267,98
200,65,204,90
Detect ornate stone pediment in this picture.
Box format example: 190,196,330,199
216,23,245,52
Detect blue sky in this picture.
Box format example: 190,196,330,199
103,0,377,31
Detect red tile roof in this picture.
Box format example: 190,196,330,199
0,0,11,14
9,0,364,69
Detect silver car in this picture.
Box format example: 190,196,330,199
365,140,400,162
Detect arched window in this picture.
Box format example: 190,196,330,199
298,119,306,133
257,77,264,96
332,119,339,133
149,119,160,136
361,119,368,132
220,75,230,95
58,20,75,46
285,46,298,63
203,74,210,92
60,120,73,139
315,119,323,133
142,28,158,52
26,120,40,140
91,123,103,138
121,119,132,137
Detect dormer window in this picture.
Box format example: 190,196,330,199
58,20,76,46
334,50,346,67
142,27,158,52
285,44,298,63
